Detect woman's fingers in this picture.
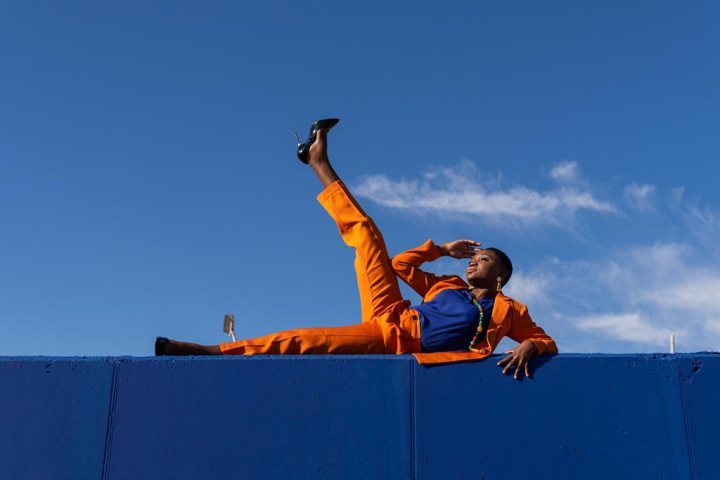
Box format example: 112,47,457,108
498,353,531,380
497,355,511,366
443,240,483,259
502,357,518,375
498,348,534,380
514,358,526,379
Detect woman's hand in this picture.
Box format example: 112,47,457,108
497,340,537,380
438,239,481,259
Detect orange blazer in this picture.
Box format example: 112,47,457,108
391,239,558,365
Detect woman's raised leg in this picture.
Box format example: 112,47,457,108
307,127,404,323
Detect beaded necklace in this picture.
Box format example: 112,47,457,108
468,293,486,350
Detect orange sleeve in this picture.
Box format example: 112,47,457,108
391,239,446,298
507,304,558,356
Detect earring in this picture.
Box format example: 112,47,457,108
496,276,503,292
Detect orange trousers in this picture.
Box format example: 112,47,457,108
219,180,421,356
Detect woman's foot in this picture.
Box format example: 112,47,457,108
306,126,340,188
154,337,221,356
296,118,339,163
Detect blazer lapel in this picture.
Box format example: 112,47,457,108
485,293,511,349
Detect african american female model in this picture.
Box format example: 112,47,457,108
155,119,557,379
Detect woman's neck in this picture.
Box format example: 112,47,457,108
469,286,497,299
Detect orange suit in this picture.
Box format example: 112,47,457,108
219,180,558,364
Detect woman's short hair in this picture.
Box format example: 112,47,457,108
486,247,513,286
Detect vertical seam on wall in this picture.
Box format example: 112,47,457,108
101,361,119,480
409,361,416,480
676,358,697,480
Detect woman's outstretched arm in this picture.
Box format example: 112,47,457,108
391,239,479,298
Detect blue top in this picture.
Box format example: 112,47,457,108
414,289,495,353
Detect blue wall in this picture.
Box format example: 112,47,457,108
0,354,717,479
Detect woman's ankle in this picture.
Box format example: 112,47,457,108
158,338,221,356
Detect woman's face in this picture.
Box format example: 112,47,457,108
466,250,503,286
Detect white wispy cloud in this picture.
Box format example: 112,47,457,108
504,270,555,306
669,187,720,256
576,312,677,345
623,183,656,211
353,161,614,225
507,242,720,352
549,160,579,182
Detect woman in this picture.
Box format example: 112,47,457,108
156,119,557,378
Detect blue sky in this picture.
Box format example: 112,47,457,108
1,1,719,356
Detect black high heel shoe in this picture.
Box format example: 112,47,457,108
295,118,339,163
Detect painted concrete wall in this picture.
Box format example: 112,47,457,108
0,354,717,479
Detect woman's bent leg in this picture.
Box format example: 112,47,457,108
219,321,386,355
